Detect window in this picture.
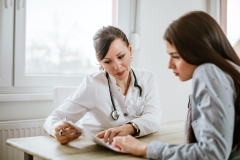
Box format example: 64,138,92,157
25,0,113,75
220,0,240,57
226,0,240,57
0,0,131,88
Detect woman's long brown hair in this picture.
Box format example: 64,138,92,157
164,11,240,149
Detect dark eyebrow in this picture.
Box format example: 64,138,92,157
168,51,178,55
103,51,125,60
116,51,125,56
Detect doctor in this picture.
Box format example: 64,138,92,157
43,26,161,145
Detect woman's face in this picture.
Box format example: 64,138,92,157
100,38,132,82
165,41,198,81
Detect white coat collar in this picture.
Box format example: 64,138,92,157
103,69,136,89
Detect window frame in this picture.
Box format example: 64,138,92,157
220,0,227,34
206,0,227,34
0,0,14,87
13,0,131,87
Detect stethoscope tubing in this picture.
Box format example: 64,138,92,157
131,69,142,97
106,72,117,111
106,69,142,120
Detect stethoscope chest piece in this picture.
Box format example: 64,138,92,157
111,110,120,120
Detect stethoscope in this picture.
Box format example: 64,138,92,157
106,69,142,120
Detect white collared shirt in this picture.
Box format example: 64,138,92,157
43,68,161,137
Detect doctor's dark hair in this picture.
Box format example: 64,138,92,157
164,11,240,149
93,26,130,62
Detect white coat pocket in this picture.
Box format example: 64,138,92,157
126,97,145,117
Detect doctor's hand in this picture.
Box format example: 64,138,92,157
54,122,82,145
112,135,148,156
96,124,135,144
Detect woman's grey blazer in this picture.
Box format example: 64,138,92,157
146,63,240,160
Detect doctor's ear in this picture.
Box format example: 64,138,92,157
128,44,133,53
99,66,104,70
99,65,104,70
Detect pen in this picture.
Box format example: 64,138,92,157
59,117,67,136
59,129,63,136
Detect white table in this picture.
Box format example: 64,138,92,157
6,120,185,160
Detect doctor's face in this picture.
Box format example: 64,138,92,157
100,38,132,82
165,41,198,81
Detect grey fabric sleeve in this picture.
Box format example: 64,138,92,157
146,64,236,160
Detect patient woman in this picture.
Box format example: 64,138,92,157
43,26,161,145
112,11,240,160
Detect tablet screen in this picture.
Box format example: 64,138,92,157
63,120,125,153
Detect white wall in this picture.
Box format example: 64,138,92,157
132,0,206,122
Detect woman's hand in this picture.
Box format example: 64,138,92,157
112,135,148,156
96,124,134,143
54,121,82,144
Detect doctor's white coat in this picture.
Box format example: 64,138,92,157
43,68,161,137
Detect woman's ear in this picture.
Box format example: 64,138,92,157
98,61,104,70
128,44,133,56
99,65,104,70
